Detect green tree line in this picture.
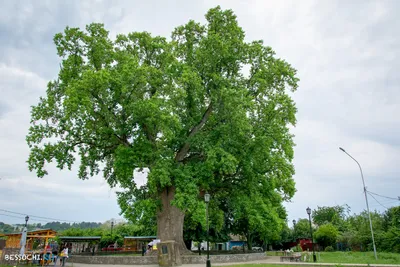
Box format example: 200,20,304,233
0,221,102,233
1,205,398,253
280,205,400,253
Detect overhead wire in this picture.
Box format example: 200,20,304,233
0,213,50,223
366,190,399,201
0,209,80,223
367,192,389,209
0,213,26,220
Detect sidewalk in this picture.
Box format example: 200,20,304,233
64,257,400,267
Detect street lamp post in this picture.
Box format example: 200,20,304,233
306,207,316,262
204,192,211,267
292,220,297,243
111,220,114,236
339,147,377,260
25,215,29,227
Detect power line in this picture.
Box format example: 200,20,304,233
0,213,50,223
0,209,79,223
0,213,25,220
366,190,399,201
367,192,389,210
368,199,399,207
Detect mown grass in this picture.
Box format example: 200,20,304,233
266,251,400,264
221,265,320,267
317,251,400,264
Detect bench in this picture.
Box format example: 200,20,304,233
280,253,302,262
280,256,301,262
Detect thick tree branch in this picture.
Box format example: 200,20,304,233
88,91,130,147
175,102,213,162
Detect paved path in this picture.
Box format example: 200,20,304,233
64,257,400,267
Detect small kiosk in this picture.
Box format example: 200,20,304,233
123,236,157,252
59,236,101,254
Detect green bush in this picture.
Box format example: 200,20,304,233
292,244,303,252
325,246,335,252
315,223,339,248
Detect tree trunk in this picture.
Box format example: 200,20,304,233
157,186,192,254
246,232,253,250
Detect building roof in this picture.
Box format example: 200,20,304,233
59,236,101,242
4,229,57,236
229,234,245,241
124,236,157,239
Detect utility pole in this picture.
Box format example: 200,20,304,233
339,147,377,260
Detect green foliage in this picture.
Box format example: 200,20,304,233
26,6,299,245
57,223,141,248
314,223,339,248
279,224,294,243
0,222,15,234
346,210,387,251
325,246,335,252
306,205,400,253
293,218,313,239
312,205,350,231
292,244,303,252
380,206,400,253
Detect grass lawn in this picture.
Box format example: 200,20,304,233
317,251,400,264
223,266,317,267
266,251,400,265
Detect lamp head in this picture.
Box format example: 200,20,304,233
204,192,210,203
25,215,29,223
339,147,346,152
292,219,296,225
306,207,311,215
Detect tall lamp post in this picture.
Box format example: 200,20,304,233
20,215,29,256
339,147,377,260
204,192,211,267
111,220,114,236
292,220,297,243
306,207,316,262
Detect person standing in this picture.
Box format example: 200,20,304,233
60,247,68,266
53,246,62,267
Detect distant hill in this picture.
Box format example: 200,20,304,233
0,222,15,234
0,221,102,233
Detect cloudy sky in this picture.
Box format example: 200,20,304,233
0,0,399,227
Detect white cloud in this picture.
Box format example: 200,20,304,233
0,0,399,226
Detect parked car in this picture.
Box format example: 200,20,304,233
102,245,123,251
252,247,264,252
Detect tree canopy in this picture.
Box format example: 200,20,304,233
292,218,314,240
26,6,299,251
314,223,339,249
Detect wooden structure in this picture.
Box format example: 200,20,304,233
123,236,157,251
59,236,101,254
4,229,57,249
0,233,5,249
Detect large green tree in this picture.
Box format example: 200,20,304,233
346,210,385,251
27,7,298,253
312,205,348,227
380,206,400,252
314,223,339,249
293,218,313,240
229,192,287,249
